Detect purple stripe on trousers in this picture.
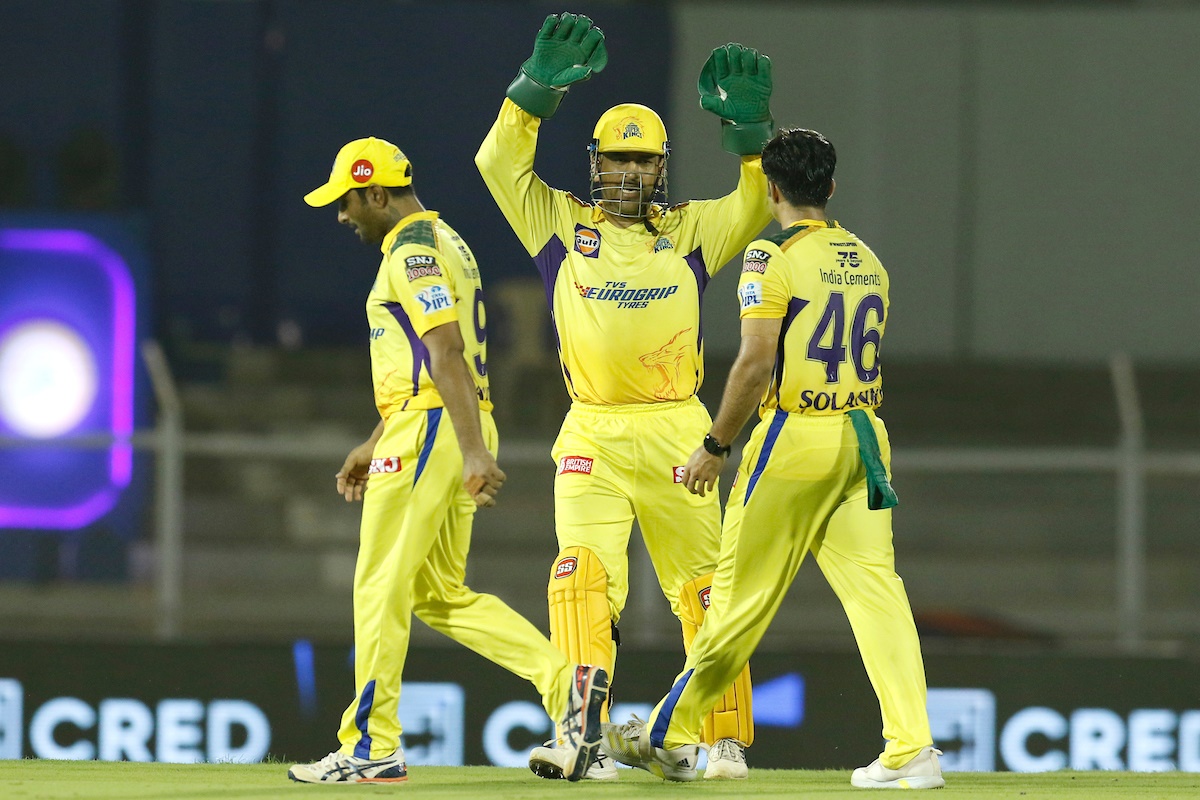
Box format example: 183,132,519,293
384,302,431,398
353,679,376,758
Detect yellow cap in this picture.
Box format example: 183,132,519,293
303,137,412,207
592,104,668,155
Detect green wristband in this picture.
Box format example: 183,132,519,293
720,117,776,156
506,70,567,119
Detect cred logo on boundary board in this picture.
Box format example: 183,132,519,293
0,678,270,762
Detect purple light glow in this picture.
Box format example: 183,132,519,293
0,229,136,529
0,488,119,530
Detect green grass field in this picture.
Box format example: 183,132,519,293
2,761,1198,799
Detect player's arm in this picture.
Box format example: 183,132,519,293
336,418,384,503
690,44,776,273
423,321,506,507
681,317,780,497
475,13,606,256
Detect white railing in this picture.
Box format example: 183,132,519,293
2,347,1195,649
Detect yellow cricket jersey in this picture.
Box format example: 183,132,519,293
367,210,492,417
476,98,772,405
737,220,889,416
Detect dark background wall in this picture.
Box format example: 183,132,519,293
1,0,670,347
5,1,1197,361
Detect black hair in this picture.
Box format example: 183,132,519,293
354,183,413,201
760,128,836,208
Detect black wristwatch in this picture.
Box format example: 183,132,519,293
702,434,731,457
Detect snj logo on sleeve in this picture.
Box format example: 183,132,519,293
558,455,594,475
554,556,579,579
742,249,770,274
404,255,443,281
351,159,374,182
574,225,601,258
415,285,453,314
368,457,401,474
738,280,763,309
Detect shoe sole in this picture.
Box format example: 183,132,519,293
529,758,566,780
850,775,945,789
566,667,610,782
287,770,408,784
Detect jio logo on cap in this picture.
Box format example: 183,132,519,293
351,159,374,182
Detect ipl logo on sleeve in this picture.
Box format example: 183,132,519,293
738,280,763,310
415,285,453,315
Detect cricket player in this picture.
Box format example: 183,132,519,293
601,128,944,789
288,136,607,784
476,11,773,781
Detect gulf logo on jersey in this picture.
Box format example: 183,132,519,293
574,225,601,258
698,586,711,610
368,456,401,474
558,455,594,475
350,159,374,183
554,556,578,579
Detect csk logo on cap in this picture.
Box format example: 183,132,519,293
615,118,644,141
351,159,374,183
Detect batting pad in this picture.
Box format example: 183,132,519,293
679,573,755,746
548,546,616,722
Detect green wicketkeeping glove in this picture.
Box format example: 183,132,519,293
697,43,775,156
506,12,608,119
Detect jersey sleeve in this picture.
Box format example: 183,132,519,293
737,241,788,319
475,98,564,256
690,156,773,277
383,243,460,338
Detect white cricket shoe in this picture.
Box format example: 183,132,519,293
553,664,609,782
600,715,698,782
851,746,945,789
529,738,619,780
704,737,748,780
287,747,407,783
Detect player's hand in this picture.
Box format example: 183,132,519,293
336,441,375,503
507,12,607,119
463,452,506,508
681,446,724,497
698,43,775,155
525,13,608,88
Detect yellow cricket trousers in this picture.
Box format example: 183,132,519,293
337,407,572,759
551,396,722,623
646,409,933,768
